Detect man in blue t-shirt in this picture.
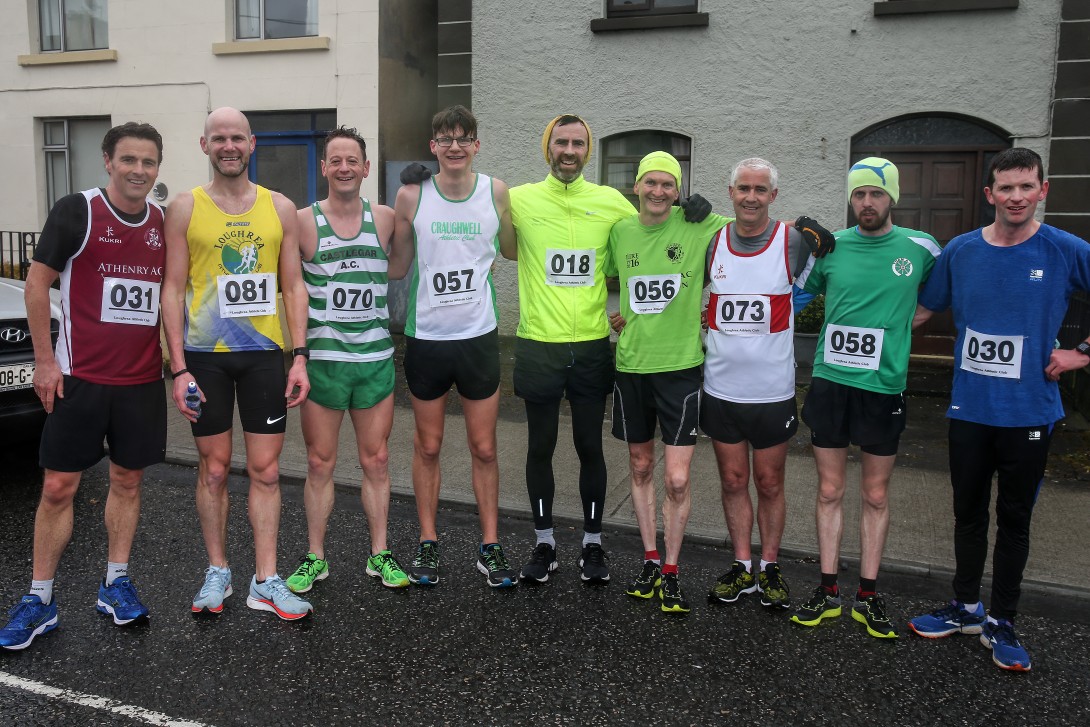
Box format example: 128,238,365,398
908,148,1090,672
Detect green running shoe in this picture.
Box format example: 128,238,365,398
758,562,790,608
286,553,328,594
366,550,410,588
626,560,662,599
790,585,842,627
708,561,757,604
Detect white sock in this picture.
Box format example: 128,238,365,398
30,579,53,605
737,559,752,573
759,559,774,572
535,528,555,548
961,601,981,613
106,562,128,586
582,531,601,547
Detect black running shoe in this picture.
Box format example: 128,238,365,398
790,586,842,627
659,573,690,614
852,593,898,639
519,543,558,583
708,561,757,604
579,543,610,583
408,541,440,586
477,544,518,589
625,561,661,599
758,562,790,608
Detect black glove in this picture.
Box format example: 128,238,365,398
680,194,712,223
400,163,433,186
795,215,836,258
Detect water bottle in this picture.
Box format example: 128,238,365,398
185,381,202,419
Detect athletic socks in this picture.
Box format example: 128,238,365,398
661,563,679,576
644,549,661,565
858,577,878,598
739,559,753,573
535,528,556,548
106,562,129,586
820,572,838,594
30,579,53,605
582,531,601,547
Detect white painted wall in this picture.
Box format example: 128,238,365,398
0,0,381,231
472,0,1061,332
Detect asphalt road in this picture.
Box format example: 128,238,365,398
0,451,1087,727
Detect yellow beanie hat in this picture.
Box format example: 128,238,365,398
541,114,593,163
635,150,682,191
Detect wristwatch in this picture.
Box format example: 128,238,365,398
1076,341,1090,358
292,347,310,360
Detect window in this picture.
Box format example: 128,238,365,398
247,110,336,207
39,0,107,52
236,0,317,40
601,131,692,206
606,0,699,17
42,118,111,211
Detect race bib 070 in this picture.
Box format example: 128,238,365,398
326,281,379,323
960,327,1023,379
823,323,884,371
545,248,594,287
217,273,276,318
100,277,160,326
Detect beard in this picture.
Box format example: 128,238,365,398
550,154,586,183
212,156,250,179
857,206,891,232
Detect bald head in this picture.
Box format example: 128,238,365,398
204,107,251,138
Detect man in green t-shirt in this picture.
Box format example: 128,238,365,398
790,158,940,638
605,152,729,614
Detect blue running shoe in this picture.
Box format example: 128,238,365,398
246,575,313,621
192,565,233,615
96,576,149,626
909,600,985,638
0,595,58,651
980,619,1032,672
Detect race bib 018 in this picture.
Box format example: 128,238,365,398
545,248,594,287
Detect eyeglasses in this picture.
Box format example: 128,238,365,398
433,136,476,148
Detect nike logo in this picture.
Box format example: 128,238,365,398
785,416,796,428
892,409,903,415
266,415,286,425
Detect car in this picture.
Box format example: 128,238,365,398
0,277,61,435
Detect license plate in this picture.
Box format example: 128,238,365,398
0,362,35,392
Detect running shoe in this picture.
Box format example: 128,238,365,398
790,586,842,627
579,543,611,583
366,550,410,588
96,576,149,626
758,563,790,608
286,553,329,594
191,565,233,615
625,560,661,599
409,541,440,586
0,595,58,651
980,619,1032,672
659,572,691,614
708,561,757,604
909,600,986,638
520,543,558,583
246,575,313,620
477,543,518,588
852,593,898,639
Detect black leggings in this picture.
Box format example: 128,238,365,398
524,398,608,534
948,418,1051,621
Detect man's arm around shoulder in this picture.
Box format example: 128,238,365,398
388,184,421,280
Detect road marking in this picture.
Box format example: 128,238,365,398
0,670,212,727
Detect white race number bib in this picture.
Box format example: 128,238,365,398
713,294,770,335
824,324,884,371
545,248,595,287
628,274,680,315
425,265,483,308
326,281,379,323
100,277,160,326
217,273,276,318
960,328,1023,379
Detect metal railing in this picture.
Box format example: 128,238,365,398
0,231,37,280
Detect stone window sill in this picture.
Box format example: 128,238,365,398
18,49,118,66
874,0,1018,16
590,13,709,32
212,36,331,55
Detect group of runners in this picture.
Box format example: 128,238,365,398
2,107,1088,676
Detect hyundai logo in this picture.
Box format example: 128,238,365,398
0,327,28,343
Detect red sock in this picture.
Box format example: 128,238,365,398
644,550,660,563
661,563,678,576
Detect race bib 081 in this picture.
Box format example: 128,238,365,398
217,273,276,318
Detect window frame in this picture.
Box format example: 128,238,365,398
41,117,111,211
600,130,693,207
605,0,699,17
235,0,318,41
38,0,108,53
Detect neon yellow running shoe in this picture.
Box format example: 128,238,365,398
366,550,410,588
